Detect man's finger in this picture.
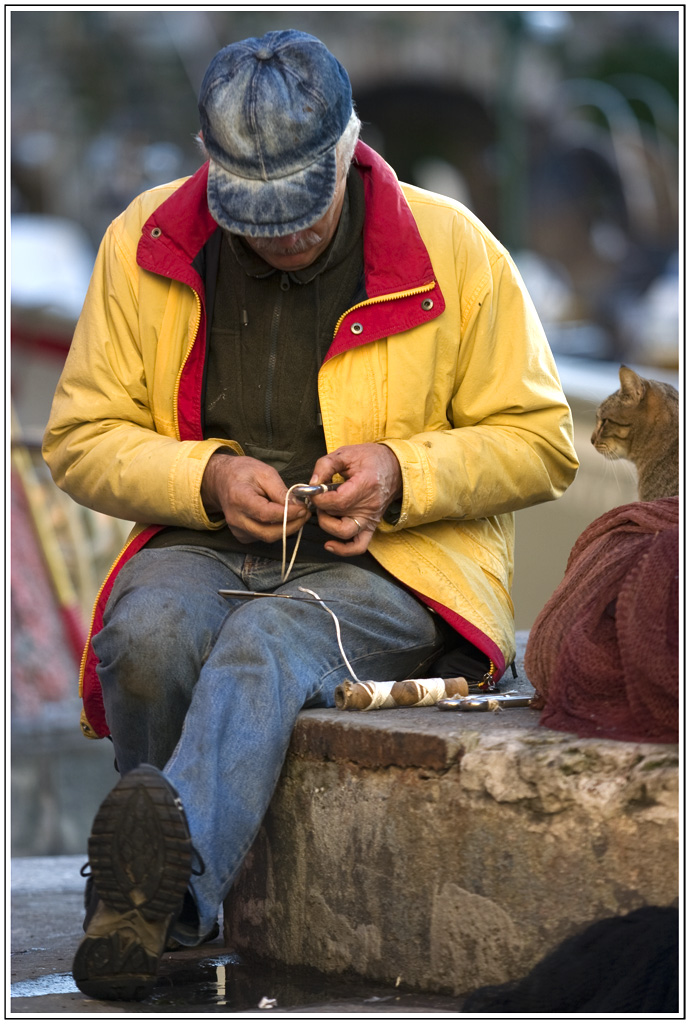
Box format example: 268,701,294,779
227,510,308,544
323,526,374,557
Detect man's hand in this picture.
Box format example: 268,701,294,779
201,452,309,544
308,443,403,556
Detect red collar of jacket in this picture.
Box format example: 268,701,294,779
137,141,445,438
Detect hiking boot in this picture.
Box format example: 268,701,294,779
72,764,193,1001
82,873,218,953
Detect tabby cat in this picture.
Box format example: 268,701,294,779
591,365,679,501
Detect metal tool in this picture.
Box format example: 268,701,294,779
291,483,340,503
437,693,534,712
218,589,337,604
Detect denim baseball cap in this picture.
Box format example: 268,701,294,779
199,30,353,237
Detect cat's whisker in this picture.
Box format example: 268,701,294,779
598,453,629,494
613,459,637,494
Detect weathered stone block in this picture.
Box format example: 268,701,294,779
224,649,678,996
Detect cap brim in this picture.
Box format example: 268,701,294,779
207,149,338,237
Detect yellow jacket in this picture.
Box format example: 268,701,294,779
43,142,578,738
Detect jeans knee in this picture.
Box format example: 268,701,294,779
95,585,212,703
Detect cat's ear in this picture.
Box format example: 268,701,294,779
619,365,646,403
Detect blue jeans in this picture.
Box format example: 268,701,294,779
92,547,444,942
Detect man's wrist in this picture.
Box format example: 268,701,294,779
201,449,236,516
378,442,403,500
377,442,403,524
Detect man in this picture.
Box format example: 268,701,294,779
43,30,578,1001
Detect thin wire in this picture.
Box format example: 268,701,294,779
298,586,362,683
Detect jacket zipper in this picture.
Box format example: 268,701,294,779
264,273,289,445
332,281,436,338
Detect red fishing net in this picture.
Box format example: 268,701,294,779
525,497,679,743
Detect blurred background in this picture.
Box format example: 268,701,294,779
10,9,680,855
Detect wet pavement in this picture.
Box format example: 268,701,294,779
10,855,464,1017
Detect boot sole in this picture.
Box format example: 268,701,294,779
72,765,192,1001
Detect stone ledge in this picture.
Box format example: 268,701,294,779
224,634,678,996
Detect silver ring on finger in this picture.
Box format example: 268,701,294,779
352,517,363,534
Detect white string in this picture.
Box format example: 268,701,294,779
281,482,333,582
298,586,363,683
281,486,362,683
281,484,306,582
